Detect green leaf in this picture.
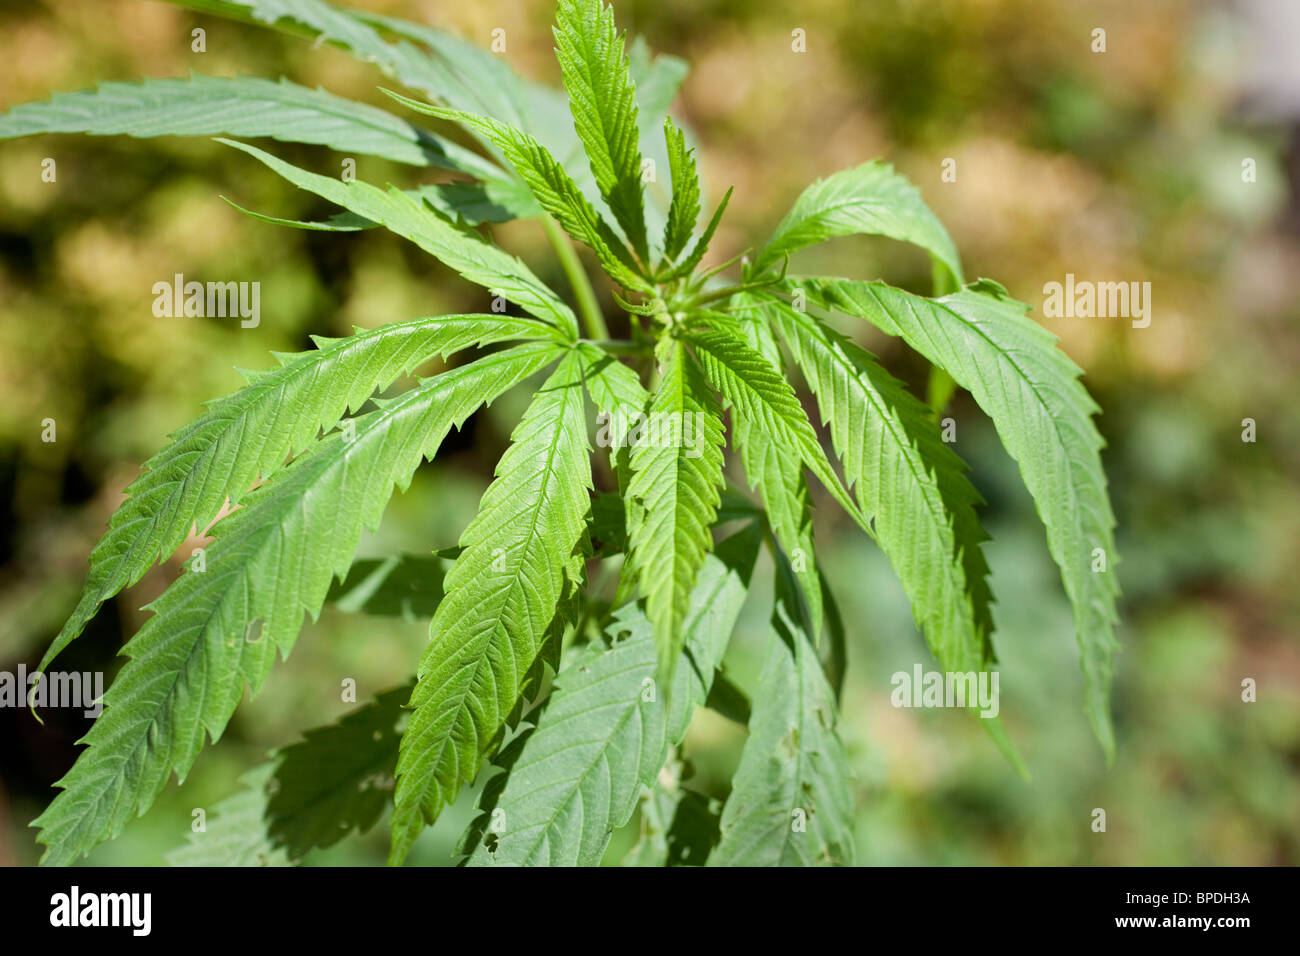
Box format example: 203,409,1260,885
575,341,649,453
760,296,996,674
41,313,551,674
460,522,762,866
790,277,1120,757
709,550,856,866
628,38,689,256
382,92,651,293
554,0,650,262
665,186,732,280
687,321,871,546
167,687,409,865
627,40,688,138
161,1,588,185
353,10,549,138
623,758,720,867
263,686,408,858
0,72,495,177
33,344,561,865
218,137,581,336
720,300,823,633
326,552,455,620
166,766,291,867
223,181,533,234
662,117,701,263
752,161,963,285
624,341,726,680
161,1,520,136
391,353,595,864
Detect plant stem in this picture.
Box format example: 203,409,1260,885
541,215,608,339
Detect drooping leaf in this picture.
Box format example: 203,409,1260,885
161,0,593,190
709,549,856,866
161,0,528,144
0,73,495,177
41,313,552,673
624,340,726,680
752,161,963,285
382,92,651,293
218,137,581,336
460,522,762,867
789,277,1120,757
33,344,562,865
353,10,545,137
223,180,533,234
721,300,823,632
554,0,650,261
760,296,996,674
391,353,595,864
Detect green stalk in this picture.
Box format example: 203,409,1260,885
541,215,608,339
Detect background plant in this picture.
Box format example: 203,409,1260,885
0,0,1294,868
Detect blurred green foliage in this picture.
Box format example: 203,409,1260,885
0,0,1296,866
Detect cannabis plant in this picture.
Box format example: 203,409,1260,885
4,0,1119,867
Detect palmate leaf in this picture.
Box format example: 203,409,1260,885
40,313,553,673
391,353,594,865
554,0,650,261
751,161,964,286
0,73,496,178
759,296,996,674
710,547,856,866
383,92,651,293
789,277,1121,757
459,523,762,867
32,344,562,865
218,138,581,336
624,340,726,680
